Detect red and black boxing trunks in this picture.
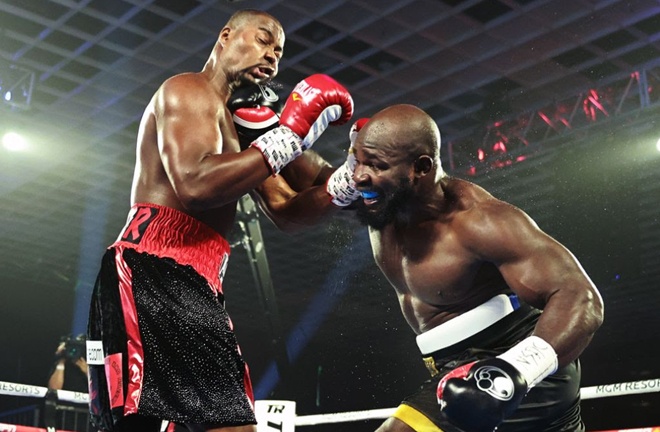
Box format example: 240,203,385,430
87,203,256,430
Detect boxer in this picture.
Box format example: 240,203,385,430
86,9,353,432
335,104,603,431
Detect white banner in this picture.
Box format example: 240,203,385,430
255,400,296,432
0,381,47,398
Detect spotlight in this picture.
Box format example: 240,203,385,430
2,131,28,151
0,63,35,110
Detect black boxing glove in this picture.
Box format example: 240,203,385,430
228,83,284,149
437,336,558,432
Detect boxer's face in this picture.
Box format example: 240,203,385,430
223,16,284,86
355,176,414,230
353,126,417,229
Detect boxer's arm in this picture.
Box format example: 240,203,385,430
253,132,358,231
278,150,334,191
231,89,345,231
156,75,272,211
461,200,604,367
157,74,351,211
252,174,341,233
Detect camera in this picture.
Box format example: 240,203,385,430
59,334,86,360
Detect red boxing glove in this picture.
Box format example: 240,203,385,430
279,74,354,148
349,117,369,144
251,75,353,174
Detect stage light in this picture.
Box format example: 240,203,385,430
2,131,28,151
656,137,660,152
0,62,35,110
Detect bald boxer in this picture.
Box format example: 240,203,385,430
337,105,603,431
86,9,353,432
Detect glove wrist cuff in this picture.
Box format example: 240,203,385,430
326,160,359,207
498,335,558,389
251,126,303,174
296,105,343,149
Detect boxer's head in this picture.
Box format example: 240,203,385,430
352,104,443,229
218,9,285,87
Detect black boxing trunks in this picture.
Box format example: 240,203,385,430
87,203,255,430
393,294,584,432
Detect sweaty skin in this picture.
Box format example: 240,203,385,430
352,105,603,368
131,11,337,238
122,10,342,432
354,106,604,432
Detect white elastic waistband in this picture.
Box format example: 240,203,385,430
416,294,518,355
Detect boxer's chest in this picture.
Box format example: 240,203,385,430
370,224,482,304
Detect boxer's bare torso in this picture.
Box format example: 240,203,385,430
369,177,511,334
353,105,602,368
131,73,241,237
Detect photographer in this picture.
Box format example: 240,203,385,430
47,335,88,393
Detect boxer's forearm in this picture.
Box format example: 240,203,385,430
254,183,341,233
278,151,333,191
533,286,603,367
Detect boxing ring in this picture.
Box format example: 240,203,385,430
1,378,659,432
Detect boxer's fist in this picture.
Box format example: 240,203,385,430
251,74,354,174
279,74,353,148
326,118,369,207
437,336,558,431
228,82,283,112
229,83,284,149
349,117,369,146
437,359,527,431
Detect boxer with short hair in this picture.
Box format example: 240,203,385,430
86,9,353,432
335,104,604,431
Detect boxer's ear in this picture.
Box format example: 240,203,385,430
219,27,231,47
413,155,433,177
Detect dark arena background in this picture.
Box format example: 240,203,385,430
1,1,660,431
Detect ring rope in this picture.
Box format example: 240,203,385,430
294,378,660,426
0,381,88,405
2,377,659,426
0,424,73,432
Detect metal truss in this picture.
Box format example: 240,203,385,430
235,194,290,377
448,65,660,175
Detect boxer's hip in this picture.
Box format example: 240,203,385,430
113,202,230,294
418,294,540,376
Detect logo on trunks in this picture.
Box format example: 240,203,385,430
121,207,158,244
474,365,515,401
